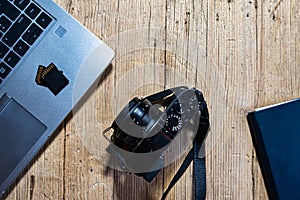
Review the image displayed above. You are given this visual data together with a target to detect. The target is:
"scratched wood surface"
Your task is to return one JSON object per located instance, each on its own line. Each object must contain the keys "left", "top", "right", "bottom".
{"left": 4, "top": 0, "right": 299, "bottom": 199}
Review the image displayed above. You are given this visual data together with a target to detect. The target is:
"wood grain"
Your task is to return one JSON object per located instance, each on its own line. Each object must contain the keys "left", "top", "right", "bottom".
{"left": 4, "top": 0, "right": 299, "bottom": 199}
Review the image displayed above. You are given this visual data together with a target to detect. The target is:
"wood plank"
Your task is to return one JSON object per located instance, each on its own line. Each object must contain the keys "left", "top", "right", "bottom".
{"left": 4, "top": 0, "right": 299, "bottom": 199}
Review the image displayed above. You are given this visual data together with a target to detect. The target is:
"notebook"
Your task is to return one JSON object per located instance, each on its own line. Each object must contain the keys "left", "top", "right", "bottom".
{"left": 247, "top": 98, "right": 300, "bottom": 200}
{"left": 0, "top": 0, "right": 114, "bottom": 198}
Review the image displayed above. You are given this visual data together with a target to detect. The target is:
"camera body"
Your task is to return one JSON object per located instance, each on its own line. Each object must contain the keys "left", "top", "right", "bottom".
{"left": 105, "top": 87, "right": 209, "bottom": 182}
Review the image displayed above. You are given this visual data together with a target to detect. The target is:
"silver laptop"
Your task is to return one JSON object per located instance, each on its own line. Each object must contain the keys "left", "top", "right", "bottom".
{"left": 0, "top": 0, "right": 114, "bottom": 197}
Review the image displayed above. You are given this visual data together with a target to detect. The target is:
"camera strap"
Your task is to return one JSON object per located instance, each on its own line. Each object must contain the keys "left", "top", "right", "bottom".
{"left": 160, "top": 131, "right": 207, "bottom": 200}
{"left": 145, "top": 86, "right": 189, "bottom": 102}
{"left": 161, "top": 88, "right": 209, "bottom": 200}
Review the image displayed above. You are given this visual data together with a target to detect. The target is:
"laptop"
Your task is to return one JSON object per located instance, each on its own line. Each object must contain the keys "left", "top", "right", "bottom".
{"left": 0, "top": 0, "right": 114, "bottom": 197}
{"left": 247, "top": 98, "right": 300, "bottom": 200}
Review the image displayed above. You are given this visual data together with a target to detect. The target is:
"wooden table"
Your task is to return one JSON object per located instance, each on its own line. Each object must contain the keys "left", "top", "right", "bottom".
{"left": 5, "top": 0, "right": 299, "bottom": 199}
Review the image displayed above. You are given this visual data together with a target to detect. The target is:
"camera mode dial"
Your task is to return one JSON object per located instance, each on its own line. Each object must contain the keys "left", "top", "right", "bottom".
{"left": 165, "top": 114, "right": 182, "bottom": 133}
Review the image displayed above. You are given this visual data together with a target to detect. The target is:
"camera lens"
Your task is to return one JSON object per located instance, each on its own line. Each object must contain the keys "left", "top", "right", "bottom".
{"left": 130, "top": 99, "right": 152, "bottom": 127}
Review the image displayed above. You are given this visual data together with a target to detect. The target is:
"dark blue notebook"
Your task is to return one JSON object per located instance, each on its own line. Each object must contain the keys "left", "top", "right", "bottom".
{"left": 247, "top": 98, "right": 300, "bottom": 200}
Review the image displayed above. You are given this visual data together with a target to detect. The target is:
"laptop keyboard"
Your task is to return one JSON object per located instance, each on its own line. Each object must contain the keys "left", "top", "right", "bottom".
{"left": 0, "top": 0, "right": 53, "bottom": 85}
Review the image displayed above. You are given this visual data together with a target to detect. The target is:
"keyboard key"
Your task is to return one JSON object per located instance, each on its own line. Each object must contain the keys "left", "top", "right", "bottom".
{"left": 14, "top": 0, "right": 30, "bottom": 10}
{"left": 0, "top": 0, "right": 21, "bottom": 21}
{"left": 3, "top": 15, "right": 31, "bottom": 47}
{"left": 22, "top": 23, "right": 43, "bottom": 45}
{"left": 14, "top": 40, "right": 29, "bottom": 57}
{"left": 25, "top": 3, "right": 41, "bottom": 19}
{"left": 0, "top": 62, "right": 11, "bottom": 79}
{"left": 5, "top": 51, "right": 20, "bottom": 68}
{"left": 0, "top": 16, "right": 12, "bottom": 33}
{"left": 0, "top": 42, "right": 9, "bottom": 58}
{"left": 36, "top": 12, "right": 52, "bottom": 29}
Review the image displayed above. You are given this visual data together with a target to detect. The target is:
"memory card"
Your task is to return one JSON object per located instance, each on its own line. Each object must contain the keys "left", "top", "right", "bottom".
{"left": 35, "top": 65, "right": 47, "bottom": 86}
{"left": 35, "top": 63, "right": 69, "bottom": 95}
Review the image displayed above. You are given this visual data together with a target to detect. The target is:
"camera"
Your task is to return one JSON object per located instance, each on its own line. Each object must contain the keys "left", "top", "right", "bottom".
{"left": 104, "top": 87, "right": 209, "bottom": 182}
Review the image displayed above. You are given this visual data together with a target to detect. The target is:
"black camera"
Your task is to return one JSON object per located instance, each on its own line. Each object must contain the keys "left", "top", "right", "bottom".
{"left": 104, "top": 86, "right": 209, "bottom": 182}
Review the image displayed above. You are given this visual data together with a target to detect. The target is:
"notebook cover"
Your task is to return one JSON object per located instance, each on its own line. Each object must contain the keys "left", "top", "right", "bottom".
{"left": 247, "top": 98, "right": 300, "bottom": 200}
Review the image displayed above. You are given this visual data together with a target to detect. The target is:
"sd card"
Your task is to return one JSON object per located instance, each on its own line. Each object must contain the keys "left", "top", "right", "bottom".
{"left": 35, "top": 63, "right": 69, "bottom": 95}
